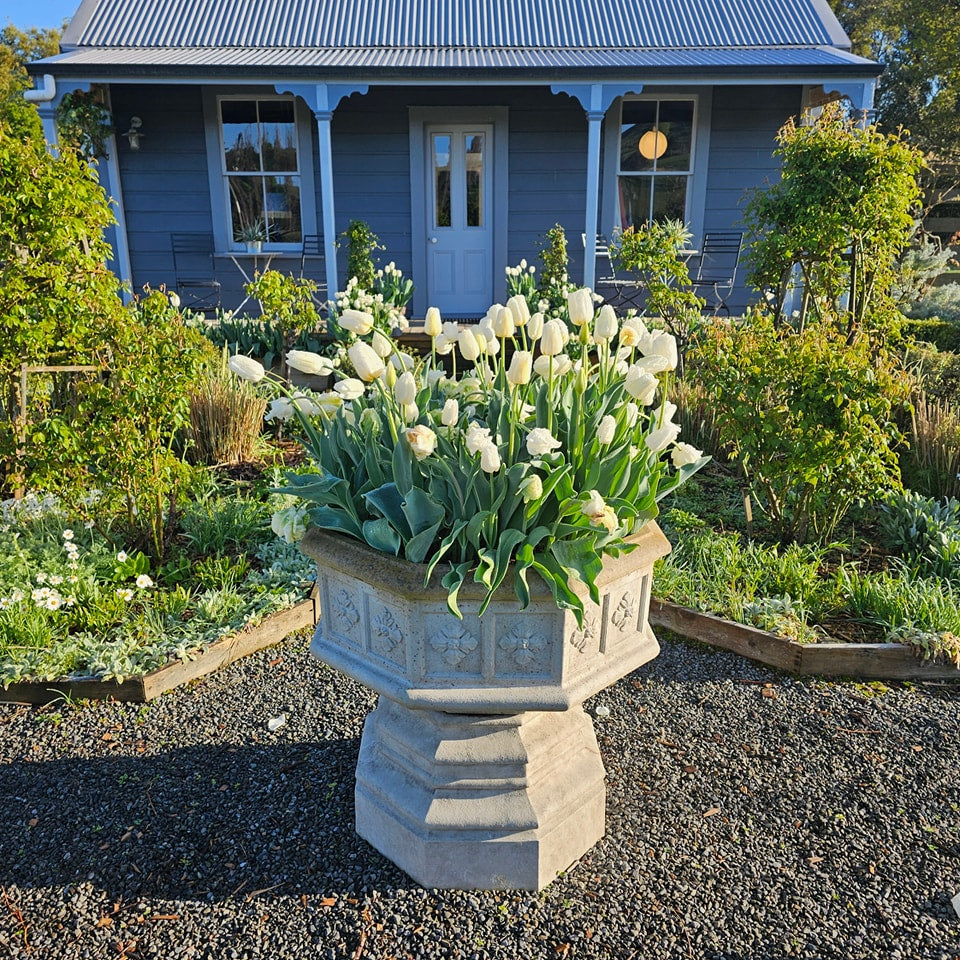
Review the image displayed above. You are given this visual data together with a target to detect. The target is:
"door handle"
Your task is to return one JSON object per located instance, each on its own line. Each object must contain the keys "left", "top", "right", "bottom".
{"left": 429, "top": 237, "right": 439, "bottom": 244}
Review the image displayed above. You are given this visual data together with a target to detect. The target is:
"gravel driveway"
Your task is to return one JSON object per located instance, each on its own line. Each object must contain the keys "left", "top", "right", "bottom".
{"left": 1, "top": 631, "right": 958, "bottom": 960}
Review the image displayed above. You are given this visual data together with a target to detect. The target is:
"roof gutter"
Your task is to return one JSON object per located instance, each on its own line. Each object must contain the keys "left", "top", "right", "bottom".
{"left": 23, "top": 73, "right": 57, "bottom": 102}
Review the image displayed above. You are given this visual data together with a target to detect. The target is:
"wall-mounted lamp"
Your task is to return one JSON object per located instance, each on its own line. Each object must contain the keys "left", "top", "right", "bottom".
{"left": 638, "top": 129, "right": 667, "bottom": 161}
{"left": 122, "top": 116, "right": 144, "bottom": 150}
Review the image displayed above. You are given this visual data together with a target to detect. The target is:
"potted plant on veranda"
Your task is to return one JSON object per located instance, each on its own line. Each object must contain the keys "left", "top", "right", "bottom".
{"left": 229, "top": 291, "right": 708, "bottom": 890}
{"left": 237, "top": 219, "right": 266, "bottom": 253}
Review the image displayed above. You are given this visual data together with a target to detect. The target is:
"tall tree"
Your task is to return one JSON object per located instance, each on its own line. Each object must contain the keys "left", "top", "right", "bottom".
{"left": 0, "top": 24, "right": 61, "bottom": 138}
{"left": 830, "top": 0, "right": 960, "bottom": 208}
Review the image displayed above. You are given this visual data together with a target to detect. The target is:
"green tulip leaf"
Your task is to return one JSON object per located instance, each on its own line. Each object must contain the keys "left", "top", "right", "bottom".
{"left": 362, "top": 518, "right": 401, "bottom": 556}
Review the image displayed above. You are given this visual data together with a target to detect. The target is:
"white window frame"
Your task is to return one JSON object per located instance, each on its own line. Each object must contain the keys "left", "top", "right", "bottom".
{"left": 202, "top": 90, "right": 318, "bottom": 253}
{"left": 602, "top": 91, "right": 711, "bottom": 246}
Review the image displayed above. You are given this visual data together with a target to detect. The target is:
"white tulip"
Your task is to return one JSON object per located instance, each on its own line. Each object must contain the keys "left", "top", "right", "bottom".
{"left": 634, "top": 354, "right": 672, "bottom": 375}
{"left": 493, "top": 306, "right": 515, "bottom": 339}
{"left": 539, "top": 319, "right": 566, "bottom": 356}
{"left": 567, "top": 288, "right": 594, "bottom": 327}
{"left": 526, "top": 312, "right": 544, "bottom": 341}
{"left": 526, "top": 427, "right": 562, "bottom": 456}
{"left": 402, "top": 402, "right": 419, "bottom": 423}
{"left": 506, "top": 295, "right": 530, "bottom": 327}
{"left": 334, "top": 378, "right": 365, "bottom": 400}
{"left": 645, "top": 421, "right": 682, "bottom": 452}
{"left": 406, "top": 424, "right": 437, "bottom": 460}
{"left": 597, "top": 415, "right": 616, "bottom": 444}
{"left": 506, "top": 350, "right": 533, "bottom": 386}
{"left": 520, "top": 473, "right": 543, "bottom": 502}
{"left": 671, "top": 442, "right": 703, "bottom": 468}
{"left": 393, "top": 371, "right": 417, "bottom": 405}
{"left": 660, "top": 400, "right": 678, "bottom": 424}
{"left": 479, "top": 441, "right": 502, "bottom": 473}
{"left": 286, "top": 350, "right": 334, "bottom": 376}
{"left": 458, "top": 329, "right": 481, "bottom": 362}
{"left": 644, "top": 331, "right": 678, "bottom": 370}
{"left": 348, "top": 341, "right": 385, "bottom": 382}
{"left": 228, "top": 354, "right": 265, "bottom": 383}
{"left": 594, "top": 305, "right": 618, "bottom": 342}
{"left": 264, "top": 397, "right": 294, "bottom": 422}
{"left": 390, "top": 351, "right": 415, "bottom": 371}
{"left": 441, "top": 398, "right": 459, "bottom": 427}
{"left": 433, "top": 333, "right": 454, "bottom": 355}
{"left": 424, "top": 306, "right": 443, "bottom": 337}
{"left": 371, "top": 330, "right": 393, "bottom": 357}
{"left": 465, "top": 422, "right": 493, "bottom": 455}
{"left": 581, "top": 489, "right": 607, "bottom": 520}
{"left": 339, "top": 309, "right": 375, "bottom": 336}
{"left": 534, "top": 354, "right": 573, "bottom": 378}
{"left": 625, "top": 402, "right": 639, "bottom": 428}
{"left": 624, "top": 367, "right": 659, "bottom": 405}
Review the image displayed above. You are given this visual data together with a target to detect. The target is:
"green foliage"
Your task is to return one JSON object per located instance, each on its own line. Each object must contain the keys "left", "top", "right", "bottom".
{"left": 744, "top": 103, "right": 924, "bottom": 334}
{"left": 902, "top": 317, "right": 960, "bottom": 352}
{"left": 893, "top": 229, "right": 958, "bottom": 308}
{"left": 0, "top": 23, "right": 60, "bottom": 138}
{"left": 689, "top": 309, "right": 911, "bottom": 543}
{"left": 610, "top": 220, "right": 704, "bottom": 324}
{"left": 0, "top": 490, "right": 315, "bottom": 684}
{"left": 196, "top": 312, "right": 330, "bottom": 370}
{"left": 245, "top": 271, "right": 320, "bottom": 341}
{"left": 900, "top": 391, "right": 960, "bottom": 501}
{"left": 537, "top": 224, "right": 575, "bottom": 312}
{"left": 877, "top": 490, "right": 960, "bottom": 579}
{"left": 54, "top": 88, "right": 113, "bottom": 159}
{"left": 902, "top": 341, "right": 960, "bottom": 400}
{"left": 829, "top": 0, "right": 960, "bottom": 192}
{"left": 342, "top": 219, "right": 382, "bottom": 291}
{"left": 904, "top": 284, "right": 960, "bottom": 324}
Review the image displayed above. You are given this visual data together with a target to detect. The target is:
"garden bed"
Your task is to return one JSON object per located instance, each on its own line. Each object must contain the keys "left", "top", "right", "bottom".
{"left": 0, "top": 590, "right": 317, "bottom": 705}
{"left": 650, "top": 598, "right": 960, "bottom": 681}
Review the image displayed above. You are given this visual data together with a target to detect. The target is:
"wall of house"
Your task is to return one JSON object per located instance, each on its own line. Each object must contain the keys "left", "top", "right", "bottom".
{"left": 331, "top": 85, "right": 588, "bottom": 305}
{"left": 111, "top": 81, "right": 800, "bottom": 316}
{"left": 703, "top": 84, "right": 804, "bottom": 313}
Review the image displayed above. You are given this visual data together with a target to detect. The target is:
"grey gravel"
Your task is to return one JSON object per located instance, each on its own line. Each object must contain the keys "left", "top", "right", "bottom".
{"left": 1, "top": 631, "right": 959, "bottom": 959}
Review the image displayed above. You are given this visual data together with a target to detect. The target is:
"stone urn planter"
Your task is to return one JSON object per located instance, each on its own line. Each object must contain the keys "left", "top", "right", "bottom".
{"left": 300, "top": 522, "right": 671, "bottom": 890}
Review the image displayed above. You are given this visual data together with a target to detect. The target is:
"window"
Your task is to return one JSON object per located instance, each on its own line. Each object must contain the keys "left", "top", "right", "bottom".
{"left": 618, "top": 98, "right": 695, "bottom": 228}
{"left": 219, "top": 97, "right": 303, "bottom": 247}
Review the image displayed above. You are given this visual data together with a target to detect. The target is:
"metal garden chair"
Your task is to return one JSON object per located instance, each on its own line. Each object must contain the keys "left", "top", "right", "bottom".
{"left": 171, "top": 233, "right": 221, "bottom": 312}
{"left": 688, "top": 231, "right": 743, "bottom": 316}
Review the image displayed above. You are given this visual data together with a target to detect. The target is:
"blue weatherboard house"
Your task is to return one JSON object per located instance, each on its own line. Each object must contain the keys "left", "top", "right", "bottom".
{"left": 29, "top": 0, "right": 879, "bottom": 316}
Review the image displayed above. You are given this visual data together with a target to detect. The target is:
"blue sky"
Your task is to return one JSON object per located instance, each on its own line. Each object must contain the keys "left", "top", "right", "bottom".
{"left": 3, "top": 0, "right": 78, "bottom": 31}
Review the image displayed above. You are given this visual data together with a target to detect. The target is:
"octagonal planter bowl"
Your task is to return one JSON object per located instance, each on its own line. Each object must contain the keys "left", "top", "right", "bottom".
{"left": 300, "top": 522, "right": 671, "bottom": 890}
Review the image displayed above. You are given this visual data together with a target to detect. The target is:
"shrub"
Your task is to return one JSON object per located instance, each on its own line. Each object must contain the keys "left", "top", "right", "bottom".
{"left": 244, "top": 271, "right": 321, "bottom": 380}
{"left": 689, "top": 310, "right": 911, "bottom": 543}
{"left": 904, "top": 283, "right": 960, "bottom": 323}
{"left": 537, "top": 224, "right": 575, "bottom": 314}
{"left": 902, "top": 341, "right": 960, "bottom": 400}
{"left": 342, "top": 219, "right": 382, "bottom": 291}
{"left": 744, "top": 102, "right": 924, "bottom": 335}
{"left": 877, "top": 490, "right": 960, "bottom": 579}
{"left": 901, "top": 317, "right": 960, "bottom": 352}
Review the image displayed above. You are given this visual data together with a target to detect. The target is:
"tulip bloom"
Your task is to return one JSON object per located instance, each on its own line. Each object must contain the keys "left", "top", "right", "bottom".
{"left": 348, "top": 341, "right": 386, "bottom": 382}
{"left": 506, "top": 350, "right": 533, "bottom": 386}
{"left": 286, "top": 350, "right": 334, "bottom": 376}
{"left": 406, "top": 424, "right": 437, "bottom": 460}
{"left": 424, "top": 307, "right": 443, "bottom": 337}
{"left": 228, "top": 354, "right": 266, "bottom": 383}
{"left": 567, "top": 288, "right": 594, "bottom": 327}
{"left": 339, "top": 309, "right": 375, "bottom": 336}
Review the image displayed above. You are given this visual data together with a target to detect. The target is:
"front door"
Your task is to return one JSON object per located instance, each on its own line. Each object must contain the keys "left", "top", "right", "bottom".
{"left": 424, "top": 124, "right": 494, "bottom": 316}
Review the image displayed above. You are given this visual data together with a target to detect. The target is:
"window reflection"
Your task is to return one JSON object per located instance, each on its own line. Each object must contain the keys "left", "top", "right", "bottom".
{"left": 434, "top": 134, "right": 451, "bottom": 228}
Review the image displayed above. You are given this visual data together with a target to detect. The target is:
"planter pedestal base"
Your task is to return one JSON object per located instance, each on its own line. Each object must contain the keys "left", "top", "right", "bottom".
{"left": 355, "top": 697, "right": 606, "bottom": 890}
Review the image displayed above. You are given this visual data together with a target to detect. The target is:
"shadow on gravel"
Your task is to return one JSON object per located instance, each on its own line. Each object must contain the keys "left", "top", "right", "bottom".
{"left": 0, "top": 738, "right": 410, "bottom": 902}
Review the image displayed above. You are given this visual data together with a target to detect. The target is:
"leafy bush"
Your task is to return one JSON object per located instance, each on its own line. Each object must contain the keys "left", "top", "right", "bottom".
{"left": 877, "top": 490, "right": 960, "bottom": 579}
{"left": 611, "top": 219, "right": 704, "bottom": 325}
{"left": 902, "top": 341, "right": 960, "bottom": 400}
{"left": 689, "top": 310, "right": 911, "bottom": 543}
{"left": 901, "top": 317, "right": 960, "bottom": 352}
{"left": 744, "top": 102, "right": 923, "bottom": 334}
{"left": 342, "top": 219, "right": 382, "bottom": 291}
{"left": 244, "top": 270, "right": 322, "bottom": 381}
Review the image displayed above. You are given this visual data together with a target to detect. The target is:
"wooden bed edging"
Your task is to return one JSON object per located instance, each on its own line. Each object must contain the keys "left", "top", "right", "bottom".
{"left": 0, "top": 595, "right": 318, "bottom": 706}
{"left": 649, "top": 598, "right": 960, "bottom": 681}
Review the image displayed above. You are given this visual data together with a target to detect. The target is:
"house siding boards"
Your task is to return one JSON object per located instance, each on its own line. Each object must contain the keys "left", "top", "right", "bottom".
{"left": 110, "top": 81, "right": 803, "bottom": 311}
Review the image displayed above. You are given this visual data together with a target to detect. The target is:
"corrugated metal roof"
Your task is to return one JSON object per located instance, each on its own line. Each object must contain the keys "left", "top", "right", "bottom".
{"left": 62, "top": 0, "right": 846, "bottom": 51}
{"left": 42, "top": 44, "right": 875, "bottom": 72}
